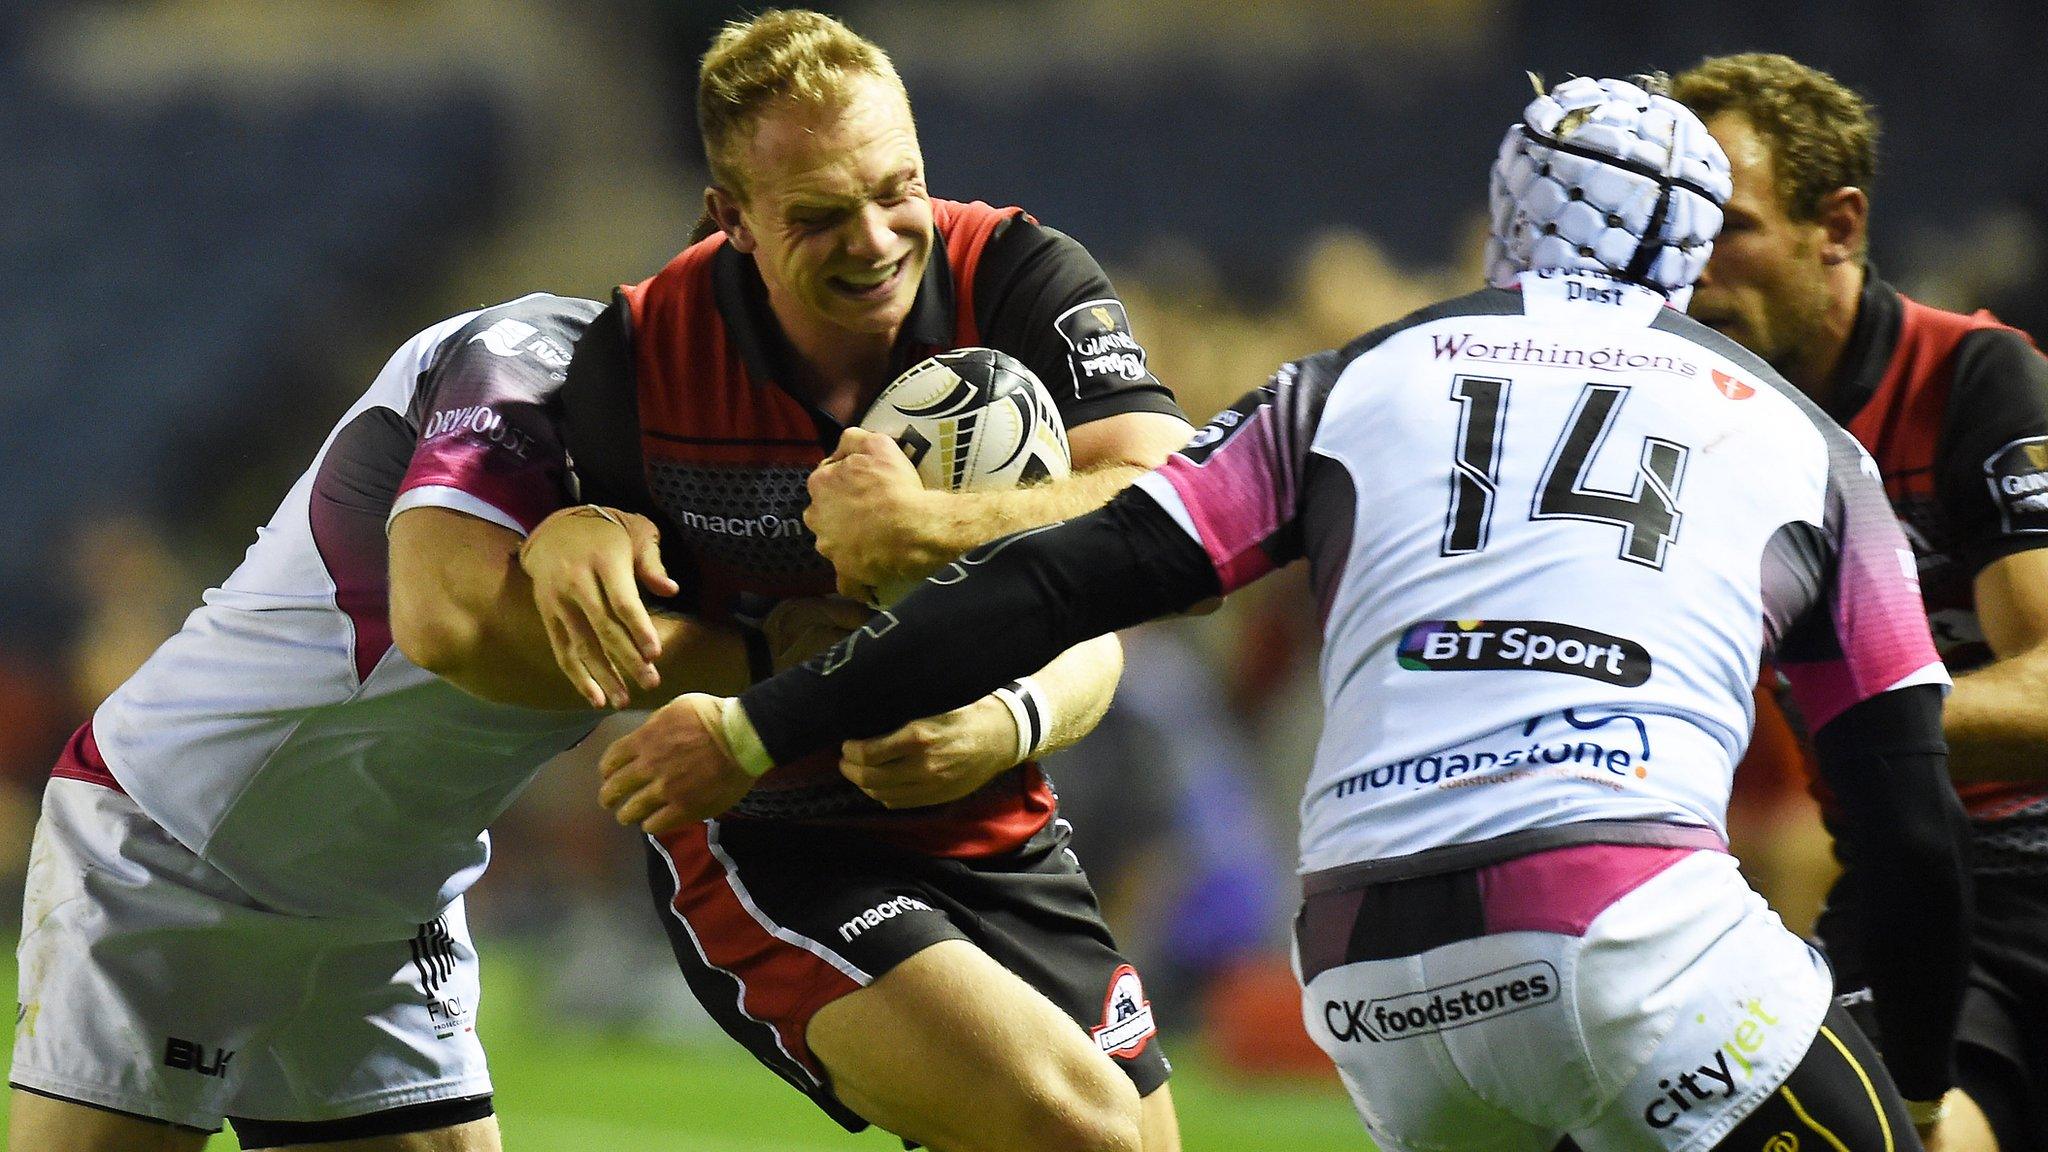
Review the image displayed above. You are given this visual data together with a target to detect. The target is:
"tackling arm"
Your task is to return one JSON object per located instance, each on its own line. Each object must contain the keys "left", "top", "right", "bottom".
{"left": 806, "top": 411, "right": 1192, "bottom": 598}
{"left": 1807, "top": 684, "right": 1972, "bottom": 1105}
{"left": 745, "top": 486, "right": 1219, "bottom": 766}
{"left": 835, "top": 632, "right": 1123, "bottom": 810}
{"left": 389, "top": 506, "right": 754, "bottom": 709}
{"left": 912, "top": 412, "right": 1195, "bottom": 560}
{"left": 597, "top": 489, "right": 1216, "bottom": 834}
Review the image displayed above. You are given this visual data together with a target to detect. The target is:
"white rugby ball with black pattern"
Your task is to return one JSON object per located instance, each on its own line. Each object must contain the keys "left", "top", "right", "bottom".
{"left": 859, "top": 347, "right": 1070, "bottom": 492}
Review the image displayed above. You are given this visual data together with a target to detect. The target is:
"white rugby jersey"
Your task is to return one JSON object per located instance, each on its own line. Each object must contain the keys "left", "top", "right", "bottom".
{"left": 1133, "top": 270, "right": 1946, "bottom": 872}
{"left": 76, "top": 294, "right": 603, "bottom": 922}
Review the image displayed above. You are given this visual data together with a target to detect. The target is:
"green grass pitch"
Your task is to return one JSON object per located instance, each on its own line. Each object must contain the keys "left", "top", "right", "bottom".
{"left": 2, "top": 941, "right": 1372, "bottom": 1150}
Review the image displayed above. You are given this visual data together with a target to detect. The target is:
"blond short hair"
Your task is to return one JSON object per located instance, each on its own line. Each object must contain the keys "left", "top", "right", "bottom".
{"left": 1670, "top": 53, "right": 1879, "bottom": 226}
{"left": 698, "top": 9, "right": 909, "bottom": 195}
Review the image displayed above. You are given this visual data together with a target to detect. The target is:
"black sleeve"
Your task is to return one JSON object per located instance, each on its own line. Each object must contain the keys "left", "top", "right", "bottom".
{"left": 738, "top": 486, "right": 1220, "bottom": 762}
{"left": 1808, "top": 683, "right": 1971, "bottom": 1102}
{"left": 1935, "top": 327, "right": 2048, "bottom": 577}
{"left": 973, "top": 215, "right": 1186, "bottom": 429}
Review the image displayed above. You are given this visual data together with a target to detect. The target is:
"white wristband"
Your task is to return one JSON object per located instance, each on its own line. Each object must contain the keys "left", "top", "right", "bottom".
{"left": 990, "top": 677, "right": 1053, "bottom": 764}
{"left": 720, "top": 698, "right": 775, "bottom": 778}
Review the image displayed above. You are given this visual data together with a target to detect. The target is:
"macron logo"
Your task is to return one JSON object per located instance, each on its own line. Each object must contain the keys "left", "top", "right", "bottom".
{"left": 838, "top": 895, "right": 932, "bottom": 942}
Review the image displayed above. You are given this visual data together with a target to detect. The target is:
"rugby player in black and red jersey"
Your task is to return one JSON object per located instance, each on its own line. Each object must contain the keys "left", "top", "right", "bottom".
{"left": 1677, "top": 53, "right": 2048, "bottom": 1152}
{"left": 402, "top": 11, "right": 1191, "bottom": 1152}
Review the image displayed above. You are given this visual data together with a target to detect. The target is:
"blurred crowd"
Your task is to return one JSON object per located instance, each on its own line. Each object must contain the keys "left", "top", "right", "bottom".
{"left": 3, "top": 0, "right": 2043, "bottom": 1070}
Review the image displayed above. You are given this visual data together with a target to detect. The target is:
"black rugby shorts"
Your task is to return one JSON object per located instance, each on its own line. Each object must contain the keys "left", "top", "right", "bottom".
{"left": 644, "top": 816, "right": 1171, "bottom": 1132}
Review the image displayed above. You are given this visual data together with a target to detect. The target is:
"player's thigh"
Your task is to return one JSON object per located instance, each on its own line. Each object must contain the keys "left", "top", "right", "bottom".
{"left": 1139, "top": 1081, "right": 1181, "bottom": 1152}
{"left": 1299, "top": 848, "right": 1834, "bottom": 1152}
{"left": 15, "top": 780, "right": 493, "bottom": 1135}
{"left": 1569, "top": 852, "right": 1835, "bottom": 1151}
{"left": 646, "top": 818, "right": 1167, "bottom": 1145}
{"left": 12, "top": 778, "right": 275, "bottom": 1132}
{"left": 244, "top": 1114, "right": 502, "bottom": 1151}
{"left": 808, "top": 939, "right": 1141, "bottom": 1152}
{"left": 1711, "top": 1003, "right": 1922, "bottom": 1152}
{"left": 234, "top": 903, "right": 491, "bottom": 1121}
{"left": 8, "top": 1089, "right": 211, "bottom": 1152}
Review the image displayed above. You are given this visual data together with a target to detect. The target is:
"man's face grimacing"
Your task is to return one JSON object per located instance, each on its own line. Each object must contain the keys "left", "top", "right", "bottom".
{"left": 1686, "top": 113, "right": 1836, "bottom": 379}
{"left": 718, "top": 75, "right": 934, "bottom": 341}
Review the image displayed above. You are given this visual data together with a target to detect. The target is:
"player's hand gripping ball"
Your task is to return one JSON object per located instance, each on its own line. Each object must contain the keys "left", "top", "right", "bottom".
{"left": 810, "top": 348, "right": 1071, "bottom": 603}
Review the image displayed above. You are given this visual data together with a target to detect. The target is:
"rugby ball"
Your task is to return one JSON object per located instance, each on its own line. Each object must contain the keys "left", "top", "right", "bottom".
{"left": 859, "top": 348, "right": 1070, "bottom": 493}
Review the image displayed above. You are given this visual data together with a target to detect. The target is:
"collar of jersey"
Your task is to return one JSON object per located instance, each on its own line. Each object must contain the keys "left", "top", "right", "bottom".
{"left": 709, "top": 226, "right": 958, "bottom": 417}
{"left": 1820, "top": 262, "right": 1903, "bottom": 426}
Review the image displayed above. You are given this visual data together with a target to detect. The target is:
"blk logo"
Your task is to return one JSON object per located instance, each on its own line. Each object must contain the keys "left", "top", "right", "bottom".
{"left": 164, "top": 1037, "right": 234, "bottom": 1078}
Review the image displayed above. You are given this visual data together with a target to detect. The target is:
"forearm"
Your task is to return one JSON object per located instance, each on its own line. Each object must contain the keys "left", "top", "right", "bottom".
{"left": 390, "top": 510, "right": 751, "bottom": 709}
{"left": 422, "top": 594, "right": 597, "bottom": 710}
{"left": 1808, "top": 685, "right": 1971, "bottom": 1101}
{"left": 1020, "top": 633, "right": 1123, "bottom": 758}
{"left": 741, "top": 488, "right": 1218, "bottom": 764}
{"left": 903, "top": 463, "right": 1151, "bottom": 574}
{"left": 1944, "top": 647, "right": 2048, "bottom": 782}
{"left": 391, "top": 515, "right": 589, "bottom": 709}
{"left": 421, "top": 568, "right": 750, "bottom": 709}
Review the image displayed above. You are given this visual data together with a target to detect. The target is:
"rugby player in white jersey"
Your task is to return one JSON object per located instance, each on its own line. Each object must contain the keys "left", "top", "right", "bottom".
{"left": 600, "top": 76, "right": 1973, "bottom": 1151}
{"left": 4, "top": 295, "right": 809, "bottom": 1150}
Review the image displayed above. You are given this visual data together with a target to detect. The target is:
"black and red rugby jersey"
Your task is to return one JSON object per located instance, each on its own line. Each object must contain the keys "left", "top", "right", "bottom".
{"left": 558, "top": 198, "right": 1182, "bottom": 856}
{"left": 1820, "top": 274, "right": 2048, "bottom": 866}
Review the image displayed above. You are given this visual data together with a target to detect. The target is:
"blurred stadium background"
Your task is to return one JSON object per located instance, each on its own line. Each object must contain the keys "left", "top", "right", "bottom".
{"left": 1, "top": 0, "right": 2043, "bottom": 1147}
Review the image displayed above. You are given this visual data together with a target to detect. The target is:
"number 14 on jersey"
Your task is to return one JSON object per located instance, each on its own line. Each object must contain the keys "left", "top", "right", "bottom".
{"left": 1442, "top": 375, "right": 1689, "bottom": 569}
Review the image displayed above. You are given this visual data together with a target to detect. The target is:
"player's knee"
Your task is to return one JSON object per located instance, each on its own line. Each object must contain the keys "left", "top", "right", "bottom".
{"left": 924, "top": 1052, "right": 1140, "bottom": 1152}
{"left": 1018, "top": 1057, "right": 1143, "bottom": 1152}
{"left": 849, "top": 1064, "right": 1139, "bottom": 1152}
{"left": 1022, "top": 1104, "right": 1141, "bottom": 1152}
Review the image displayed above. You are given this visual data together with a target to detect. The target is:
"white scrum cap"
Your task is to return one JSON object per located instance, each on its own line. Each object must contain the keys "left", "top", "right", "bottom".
{"left": 1486, "top": 75, "right": 1733, "bottom": 307}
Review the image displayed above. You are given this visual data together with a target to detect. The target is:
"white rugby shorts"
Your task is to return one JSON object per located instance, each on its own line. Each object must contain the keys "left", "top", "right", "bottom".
{"left": 10, "top": 779, "right": 492, "bottom": 1131}
{"left": 1298, "top": 848, "right": 1832, "bottom": 1152}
